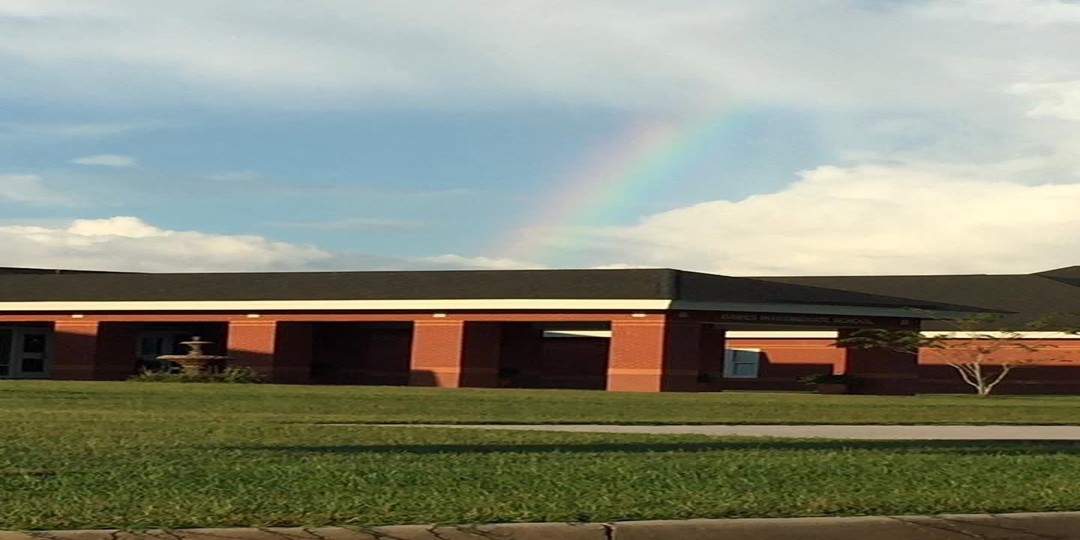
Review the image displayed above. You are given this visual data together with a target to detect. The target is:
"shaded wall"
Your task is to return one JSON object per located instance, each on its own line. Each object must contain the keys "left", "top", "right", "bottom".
{"left": 728, "top": 336, "right": 1080, "bottom": 395}
{"left": 722, "top": 338, "right": 841, "bottom": 391}
{"left": 533, "top": 336, "right": 610, "bottom": 390}
{"left": 917, "top": 339, "right": 1080, "bottom": 394}
{"left": 310, "top": 322, "right": 412, "bottom": 385}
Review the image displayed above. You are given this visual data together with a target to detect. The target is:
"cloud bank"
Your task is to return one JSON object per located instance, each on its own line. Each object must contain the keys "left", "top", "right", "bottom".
{"left": 0, "top": 0, "right": 1075, "bottom": 112}
{"left": 0, "top": 217, "right": 332, "bottom": 272}
{"left": 0, "top": 217, "right": 540, "bottom": 273}
{"left": 3, "top": 1, "right": 1080, "bottom": 276}
{"left": 0, "top": 174, "right": 78, "bottom": 205}
{"left": 576, "top": 164, "right": 1080, "bottom": 275}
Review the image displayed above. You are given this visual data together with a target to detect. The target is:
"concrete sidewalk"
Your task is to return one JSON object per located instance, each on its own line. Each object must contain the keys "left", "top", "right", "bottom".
{"left": 6, "top": 513, "right": 1080, "bottom": 539}
{"left": 383, "top": 423, "right": 1080, "bottom": 440}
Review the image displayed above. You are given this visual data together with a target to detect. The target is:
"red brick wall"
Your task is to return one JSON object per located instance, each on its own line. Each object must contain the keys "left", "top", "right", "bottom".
{"left": 917, "top": 338, "right": 1080, "bottom": 394}
{"left": 227, "top": 321, "right": 314, "bottom": 383}
{"left": 723, "top": 338, "right": 841, "bottom": 391}
{"left": 608, "top": 316, "right": 702, "bottom": 392}
{"left": 409, "top": 320, "right": 500, "bottom": 388}
{"left": 51, "top": 321, "right": 100, "bottom": 380}
{"left": 728, "top": 336, "right": 1080, "bottom": 395}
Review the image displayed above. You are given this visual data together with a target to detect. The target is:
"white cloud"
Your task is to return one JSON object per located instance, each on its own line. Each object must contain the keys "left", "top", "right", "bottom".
{"left": 0, "top": 216, "right": 333, "bottom": 272}
{"left": 0, "top": 121, "right": 151, "bottom": 140}
{"left": 269, "top": 218, "right": 423, "bottom": 231}
{"left": 418, "top": 254, "right": 545, "bottom": 270}
{"left": 0, "top": 174, "right": 77, "bottom": 205}
{"left": 919, "top": 0, "right": 1080, "bottom": 26}
{"left": 5, "top": 1, "right": 1080, "bottom": 278}
{"left": 1011, "top": 81, "right": 1080, "bottom": 121}
{"left": 71, "top": 154, "right": 137, "bottom": 167}
{"left": 0, "top": 0, "right": 1073, "bottom": 112}
{"left": 0, "top": 216, "right": 540, "bottom": 273}
{"left": 576, "top": 164, "right": 1080, "bottom": 276}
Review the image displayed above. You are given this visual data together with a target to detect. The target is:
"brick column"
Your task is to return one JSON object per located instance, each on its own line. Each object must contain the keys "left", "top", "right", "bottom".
{"left": 607, "top": 316, "right": 703, "bottom": 392}
{"left": 409, "top": 320, "right": 501, "bottom": 388}
{"left": 498, "top": 323, "right": 544, "bottom": 387}
{"left": 274, "top": 322, "right": 314, "bottom": 383}
{"left": 50, "top": 321, "right": 140, "bottom": 380}
{"left": 52, "top": 320, "right": 100, "bottom": 380}
{"left": 837, "top": 328, "right": 918, "bottom": 395}
{"left": 227, "top": 321, "right": 313, "bottom": 383}
{"left": 95, "top": 322, "right": 141, "bottom": 380}
{"left": 364, "top": 328, "right": 412, "bottom": 385}
{"left": 699, "top": 325, "right": 727, "bottom": 388}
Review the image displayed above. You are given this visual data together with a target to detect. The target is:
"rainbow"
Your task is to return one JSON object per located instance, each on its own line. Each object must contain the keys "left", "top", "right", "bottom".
{"left": 489, "top": 108, "right": 754, "bottom": 265}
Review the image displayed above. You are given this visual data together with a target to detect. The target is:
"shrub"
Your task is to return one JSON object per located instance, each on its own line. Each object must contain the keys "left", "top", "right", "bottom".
{"left": 798, "top": 373, "right": 860, "bottom": 385}
{"left": 128, "top": 366, "right": 266, "bottom": 384}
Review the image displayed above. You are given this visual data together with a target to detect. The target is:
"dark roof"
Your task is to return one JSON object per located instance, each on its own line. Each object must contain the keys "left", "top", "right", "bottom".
{"left": 1037, "top": 266, "right": 1080, "bottom": 278}
{"left": 0, "top": 268, "right": 979, "bottom": 313}
{"left": 761, "top": 271, "right": 1080, "bottom": 330}
{"left": 672, "top": 270, "right": 979, "bottom": 310}
{"left": 0, "top": 267, "right": 121, "bottom": 275}
{"left": 1035, "top": 266, "right": 1080, "bottom": 288}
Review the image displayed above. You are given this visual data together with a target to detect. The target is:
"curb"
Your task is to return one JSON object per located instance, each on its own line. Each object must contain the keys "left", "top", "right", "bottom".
{"left": 5, "top": 512, "right": 1080, "bottom": 540}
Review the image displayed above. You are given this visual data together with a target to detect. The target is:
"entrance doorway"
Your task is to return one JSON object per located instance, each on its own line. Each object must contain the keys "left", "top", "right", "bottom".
{"left": 0, "top": 327, "right": 50, "bottom": 378}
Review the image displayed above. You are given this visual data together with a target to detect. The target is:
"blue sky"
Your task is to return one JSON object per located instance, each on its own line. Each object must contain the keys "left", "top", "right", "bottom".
{"left": 2, "top": 0, "right": 1080, "bottom": 274}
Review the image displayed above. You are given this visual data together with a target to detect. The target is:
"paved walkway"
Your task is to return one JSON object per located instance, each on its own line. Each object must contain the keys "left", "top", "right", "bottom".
{"left": 7, "top": 513, "right": 1080, "bottom": 539}
{"left": 384, "top": 423, "right": 1080, "bottom": 440}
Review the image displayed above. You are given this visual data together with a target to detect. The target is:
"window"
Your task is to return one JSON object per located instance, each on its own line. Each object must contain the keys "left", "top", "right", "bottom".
{"left": 723, "top": 348, "right": 761, "bottom": 378}
{"left": 137, "top": 332, "right": 186, "bottom": 363}
{"left": 18, "top": 332, "right": 47, "bottom": 373}
{"left": 0, "top": 329, "right": 11, "bottom": 377}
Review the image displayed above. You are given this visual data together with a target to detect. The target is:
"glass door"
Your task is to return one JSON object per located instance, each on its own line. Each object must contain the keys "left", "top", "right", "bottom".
{"left": 15, "top": 330, "right": 49, "bottom": 378}
{"left": 0, "top": 329, "right": 12, "bottom": 378}
{"left": 137, "top": 331, "right": 186, "bottom": 371}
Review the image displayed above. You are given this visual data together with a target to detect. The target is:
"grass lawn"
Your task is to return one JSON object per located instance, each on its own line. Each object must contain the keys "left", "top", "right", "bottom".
{"left": 6, "top": 380, "right": 1080, "bottom": 425}
{"left": 3, "top": 381, "right": 1080, "bottom": 529}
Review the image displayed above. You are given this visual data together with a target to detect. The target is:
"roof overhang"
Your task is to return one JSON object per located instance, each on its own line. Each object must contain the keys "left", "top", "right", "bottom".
{"left": 668, "top": 300, "right": 979, "bottom": 320}
{"left": 0, "top": 298, "right": 972, "bottom": 319}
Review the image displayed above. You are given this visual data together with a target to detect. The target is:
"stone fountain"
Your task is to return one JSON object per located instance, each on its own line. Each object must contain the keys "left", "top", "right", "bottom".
{"left": 156, "top": 336, "right": 231, "bottom": 375}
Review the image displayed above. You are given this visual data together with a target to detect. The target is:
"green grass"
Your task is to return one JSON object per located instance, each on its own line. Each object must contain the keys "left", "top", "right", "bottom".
{"left": 4, "top": 380, "right": 1080, "bottom": 425}
{"left": 3, "top": 381, "right": 1080, "bottom": 529}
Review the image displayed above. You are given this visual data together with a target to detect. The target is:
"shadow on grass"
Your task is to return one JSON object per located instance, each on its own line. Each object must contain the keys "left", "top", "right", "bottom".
{"left": 231, "top": 440, "right": 1080, "bottom": 456}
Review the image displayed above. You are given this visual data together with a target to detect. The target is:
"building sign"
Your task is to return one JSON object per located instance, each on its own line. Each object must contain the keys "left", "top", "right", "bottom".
{"left": 714, "top": 312, "right": 913, "bottom": 328}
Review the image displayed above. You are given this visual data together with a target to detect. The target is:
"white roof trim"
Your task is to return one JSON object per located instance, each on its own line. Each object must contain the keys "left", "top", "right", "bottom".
{"left": 726, "top": 331, "right": 839, "bottom": 338}
{"left": 543, "top": 330, "right": 612, "bottom": 338}
{"left": 0, "top": 298, "right": 971, "bottom": 319}
{"left": 0, "top": 299, "right": 674, "bottom": 312}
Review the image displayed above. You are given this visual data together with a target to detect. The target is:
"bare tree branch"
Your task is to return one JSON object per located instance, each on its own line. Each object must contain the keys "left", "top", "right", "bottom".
{"left": 837, "top": 312, "right": 1079, "bottom": 397}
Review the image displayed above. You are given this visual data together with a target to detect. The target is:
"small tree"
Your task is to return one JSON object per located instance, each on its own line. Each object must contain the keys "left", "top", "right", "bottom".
{"left": 840, "top": 313, "right": 1078, "bottom": 397}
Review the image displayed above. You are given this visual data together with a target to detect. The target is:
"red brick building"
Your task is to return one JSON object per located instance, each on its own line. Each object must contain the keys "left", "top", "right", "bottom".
{"left": 747, "top": 266, "right": 1080, "bottom": 394}
{"left": 0, "top": 267, "right": 984, "bottom": 394}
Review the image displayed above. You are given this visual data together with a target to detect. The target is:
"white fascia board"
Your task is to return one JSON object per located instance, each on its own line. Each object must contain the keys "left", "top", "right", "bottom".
{"left": 0, "top": 299, "right": 674, "bottom": 313}
{"left": 668, "top": 300, "right": 961, "bottom": 319}
{"left": 726, "top": 331, "right": 839, "bottom": 339}
{"left": 543, "top": 330, "right": 612, "bottom": 338}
